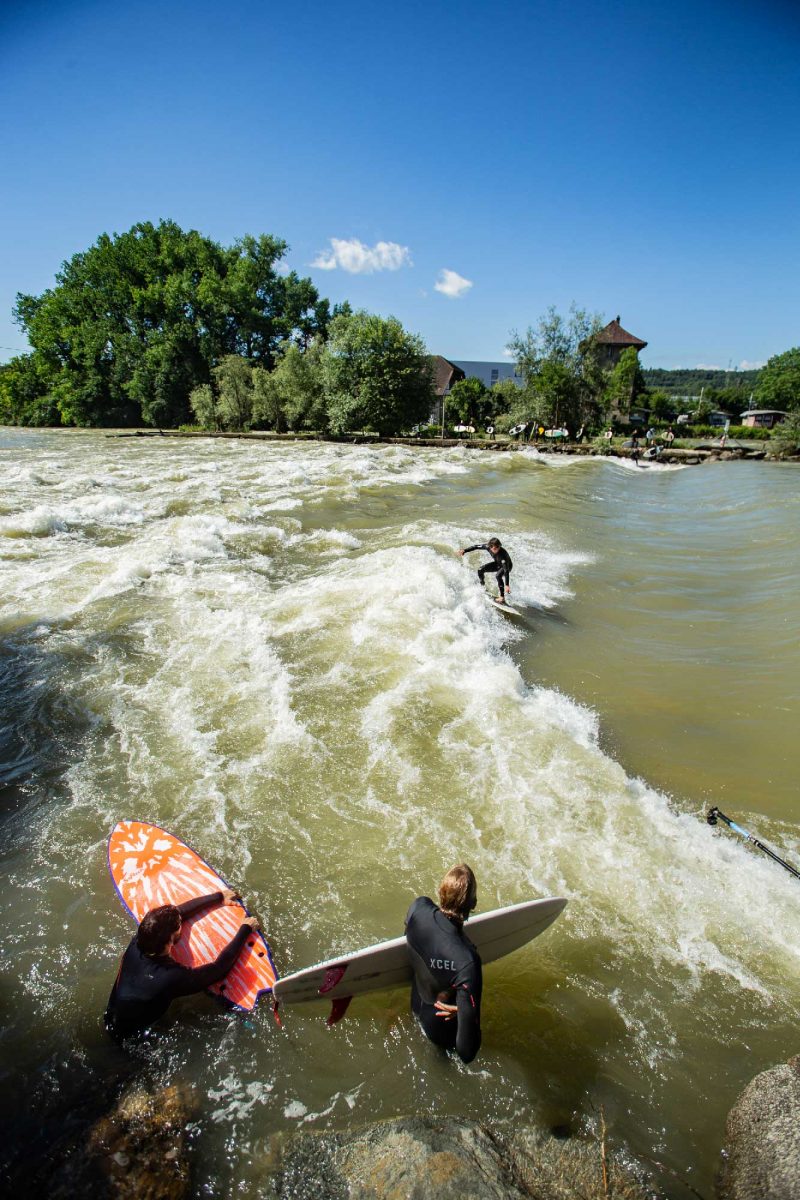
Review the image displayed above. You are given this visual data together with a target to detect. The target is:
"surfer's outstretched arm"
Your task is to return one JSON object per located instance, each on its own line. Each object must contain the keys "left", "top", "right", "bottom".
{"left": 176, "top": 888, "right": 240, "bottom": 919}
{"left": 169, "top": 917, "right": 258, "bottom": 996}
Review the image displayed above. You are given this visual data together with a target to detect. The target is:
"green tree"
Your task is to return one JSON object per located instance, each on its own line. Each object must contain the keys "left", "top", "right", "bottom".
{"left": 188, "top": 383, "right": 219, "bottom": 430}
{"left": 12, "top": 220, "right": 330, "bottom": 428}
{"left": 507, "top": 305, "right": 605, "bottom": 435}
{"left": 252, "top": 339, "right": 326, "bottom": 432}
{"left": 647, "top": 389, "right": 677, "bottom": 422}
{"left": 694, "top": 395, "right": 714, "bottom": 423}
{"left": 0, "top": 354, "right": 59, "bottom": 425}
{"left": 322, "top": 310, "right": 433, "bottom": 436}
{"left": 487, "top": 377, "right": 522, "bottom": 419}
{"left": 771, "top": 410, "right": 800, "bottom": 456}
{"left": 213, "top": 355, "right": 254, "bottom": 430}
{"left": 754, "top": 347, "right": 800, "bottom": 412}
{"left": 447, "top": 376, "right": 489, "bottom": 426}
{"left": 603, "top": 346, "right": 647, "bottom": 419}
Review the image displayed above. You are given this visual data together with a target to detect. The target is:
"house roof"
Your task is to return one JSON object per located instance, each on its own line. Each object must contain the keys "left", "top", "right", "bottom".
{"left": 595, "top": 316, "right": 647, "bottom": 349}
{"left": 740, "top": 409, "right": 786, "bottom": 417}
{"left": 431, "top": 355, "right": 465, "bottom": 396}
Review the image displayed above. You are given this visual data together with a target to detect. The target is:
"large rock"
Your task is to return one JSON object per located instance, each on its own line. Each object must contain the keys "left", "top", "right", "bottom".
{"left": 86, "top": 1082, "right": 197, "bottom": 1200}
{"left": 718, "top": 1054, "right": 800, "bottom": 1200}
{"left": 271, "top": 1116, "right": 651, "bottom": 1200}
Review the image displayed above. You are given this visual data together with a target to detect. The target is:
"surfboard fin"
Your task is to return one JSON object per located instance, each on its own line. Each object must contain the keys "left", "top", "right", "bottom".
{"left": 327, "top": 995, "right": 353, "bottom": 1026}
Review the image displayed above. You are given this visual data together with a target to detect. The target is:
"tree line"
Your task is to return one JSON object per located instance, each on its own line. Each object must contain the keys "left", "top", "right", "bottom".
{"left": 1, "top": 220, "right": 798, "bottom": 437}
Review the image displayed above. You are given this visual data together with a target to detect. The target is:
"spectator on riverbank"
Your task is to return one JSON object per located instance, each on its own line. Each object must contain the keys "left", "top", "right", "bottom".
{"left": 664, "top": 426, "right": 675, "bottom": 447}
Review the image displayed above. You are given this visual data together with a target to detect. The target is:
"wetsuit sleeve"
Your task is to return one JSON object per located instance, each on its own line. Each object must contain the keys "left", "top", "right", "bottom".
{"left": 461, "top": 544, "right": 487, "bottom": 554}
{"left": 176, "top": 892, "right": 223, "bottom": 919}
{"left": 455, "top": 982, "right": 481, "bottom": 1063}
{"left": 164, "top": 924, "right": 250, "bottom": 997}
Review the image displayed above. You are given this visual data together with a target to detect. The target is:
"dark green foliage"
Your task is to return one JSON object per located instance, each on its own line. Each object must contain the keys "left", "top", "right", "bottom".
{"left": 678, "top": 424, "right": 771, "bottom": 439}
{"left": 322, "top": 310, "right": 434, "bottom": 436}
{"left": 604, "top": 347, "right": 647, "bottom": 417}
{"left": 647, "top": 390, "right": 678, "bottom": 421}
{"left": 754, "top": 347, "right": 800, "bottom": 412}
{"left": 10, "top": 221, "right": 329, "bottom": 427}
{"left": 252, "top": 340, "right": 327, "bottom": 432}
{"left": 447, "top": 376, "right": 490, "bottom": 425}
{"left": 507, "top": 305, "right": 605, "bottom": 435}
{"left": 770, "top": 410, "right": 800, "bottom": 454}
{"left": 0, "top": 354, "right": 60, "bottom": 425}
{"left": 642, "top": 368, "right": 761, "bottom": 397}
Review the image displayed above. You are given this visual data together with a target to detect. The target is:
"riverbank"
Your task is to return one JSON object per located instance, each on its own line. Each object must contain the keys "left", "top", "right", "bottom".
{"left": 109, "top": 428, "right": 789, "bottom": 465}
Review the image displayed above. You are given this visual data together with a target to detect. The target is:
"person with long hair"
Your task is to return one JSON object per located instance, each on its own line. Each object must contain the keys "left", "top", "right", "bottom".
{"left": 405, "top": 864, "right": 482, "bottom": 1063}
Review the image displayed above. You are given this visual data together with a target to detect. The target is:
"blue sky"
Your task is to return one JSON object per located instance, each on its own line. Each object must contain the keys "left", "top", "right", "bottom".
{"left": 1, "top": 0, "right": 798, "bottom": 369}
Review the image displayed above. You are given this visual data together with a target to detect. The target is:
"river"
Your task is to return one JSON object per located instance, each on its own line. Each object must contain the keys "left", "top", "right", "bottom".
{"left": 1, "top": 429, "right": 798, "bottom": 1196}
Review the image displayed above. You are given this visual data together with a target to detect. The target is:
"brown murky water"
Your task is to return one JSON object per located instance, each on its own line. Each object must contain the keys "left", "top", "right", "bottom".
{"left": 1, "top": 429, "right": 798, "bottom": 1195}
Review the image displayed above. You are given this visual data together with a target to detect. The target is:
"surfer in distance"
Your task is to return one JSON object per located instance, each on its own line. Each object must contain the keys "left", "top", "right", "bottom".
{"left": 459, "top": 537, "right": 513, "bottom": 605}
{"left": 105, "top": 888, "right": 259, "bottom": 1040}
{"left": 405, "top": 864, "right": 482, "bottom": 1063}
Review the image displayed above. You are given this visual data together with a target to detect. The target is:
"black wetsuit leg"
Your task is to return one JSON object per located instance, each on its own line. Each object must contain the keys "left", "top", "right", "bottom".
{"left": 478, "top": 561, "right": 501, "bottom": 591}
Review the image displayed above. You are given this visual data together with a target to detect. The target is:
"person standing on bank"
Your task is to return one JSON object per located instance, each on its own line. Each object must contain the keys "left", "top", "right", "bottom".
{"left": 105, "top": 889, "right": 259, "bottom": 1040}
{"left": 459, "top": 538, "right": 513, "bottom": 604}
{"left": 405, "top": 864, "right": 482, "bottom": 1063}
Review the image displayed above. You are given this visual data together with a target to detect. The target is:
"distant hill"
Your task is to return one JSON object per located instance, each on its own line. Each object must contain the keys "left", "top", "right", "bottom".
{"left": 642, "top": 368, "right": 760, "bottom": 397}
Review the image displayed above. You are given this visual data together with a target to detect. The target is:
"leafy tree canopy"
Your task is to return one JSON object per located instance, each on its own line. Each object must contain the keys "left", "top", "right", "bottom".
{"left": 604, "top": 346, "right": 647, "bottom": 417}
{"left": 11, "top": 220, "right": 330, "bottom": 427}
{"left": 507, "top": 305, "right": 605, "bottom": 434}
{"left": 322, "top": 310, "right": 433, "bottom": 436}
{"left": 754, "top": 347, "right": 800, "bottom": 412}
{"left": 447, "top": 376, "right": 489, "bottom": 425}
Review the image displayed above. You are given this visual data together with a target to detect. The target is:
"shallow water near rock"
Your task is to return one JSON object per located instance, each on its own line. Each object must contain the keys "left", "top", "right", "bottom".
{"left": 1, "top": 429, "right": 798, "bottom": 1195}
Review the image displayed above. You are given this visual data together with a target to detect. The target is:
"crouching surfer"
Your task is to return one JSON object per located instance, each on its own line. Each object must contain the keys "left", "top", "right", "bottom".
{"left": 405, "top": 864, "right": 482, "bottom": 1063}
{"left": 105, "top": 889, "right": 259, "bottom": 1040}
{"left": 459, "top": 538, "right": 512, "bottom": 605}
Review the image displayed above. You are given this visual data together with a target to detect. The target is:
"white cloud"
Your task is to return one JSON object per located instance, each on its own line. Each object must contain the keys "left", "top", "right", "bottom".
{"left": 434, "top": 268, "right": 473, "bottom": 299}
{"left": 739, "top": 359, "right": 764, "bottom": 370}
{"left": 502, "top": 347, "right": 515, "bottom": 358}
{"left": 311, "top": 237, "right": 412, "bottom": 274}
{"left": 694, "top": 363, "right": 723, "bottom": 370}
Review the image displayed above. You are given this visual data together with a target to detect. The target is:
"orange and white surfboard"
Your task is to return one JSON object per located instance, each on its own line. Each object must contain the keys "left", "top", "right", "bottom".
{"left": 108, "top": 819, "right": 277, "bottom": 1011}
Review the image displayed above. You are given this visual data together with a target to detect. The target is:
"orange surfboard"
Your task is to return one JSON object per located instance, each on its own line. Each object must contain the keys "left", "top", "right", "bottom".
{"left": 108, "top": 819, "right": 277, "bottom": 1011}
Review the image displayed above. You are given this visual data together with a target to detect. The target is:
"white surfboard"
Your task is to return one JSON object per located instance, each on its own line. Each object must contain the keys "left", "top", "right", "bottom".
{"left": 272, "top": 897, "right": 566, "bottom": 1007}
{"left": 487, "top": 596, "right": 523, "bottom": 616}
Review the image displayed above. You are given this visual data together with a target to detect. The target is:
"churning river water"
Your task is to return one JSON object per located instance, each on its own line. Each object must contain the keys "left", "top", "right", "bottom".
{"left": 1, "top": 429, "right": 798, "bottom": 1196}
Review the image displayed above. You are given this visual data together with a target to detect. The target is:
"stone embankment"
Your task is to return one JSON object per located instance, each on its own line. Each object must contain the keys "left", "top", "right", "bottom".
{"left": 111, "top": 429, "right": 779, "bottom": 465}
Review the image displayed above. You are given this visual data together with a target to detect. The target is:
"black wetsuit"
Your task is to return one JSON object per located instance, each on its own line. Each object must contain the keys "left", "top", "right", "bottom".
{"left": 105, "top": 892, "right": 249, "bottom": 1040}
{"left": 463, "top": 543, "right": 513, "bottom": 598}
{"left": 405, "top": 897, "right": 482, "bottom": 1063}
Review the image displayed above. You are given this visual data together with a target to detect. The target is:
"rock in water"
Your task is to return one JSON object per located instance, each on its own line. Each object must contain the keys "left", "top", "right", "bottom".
{"left": 271, "top": 1116, "right": 651, "bottom": 1200}
{"left": 87, "top": 1082, "right": 196, "bottom": 1200}
{"left": 718, "top": 1054, "right": 800, "bottom": 1200}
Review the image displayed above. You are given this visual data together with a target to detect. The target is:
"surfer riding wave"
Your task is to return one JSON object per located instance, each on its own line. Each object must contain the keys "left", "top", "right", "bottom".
{"left": 405, "top": 864, "right": 482, "bottom": 1063}
{"left": 459, "top": 538, "right": 512, "bottom": 604}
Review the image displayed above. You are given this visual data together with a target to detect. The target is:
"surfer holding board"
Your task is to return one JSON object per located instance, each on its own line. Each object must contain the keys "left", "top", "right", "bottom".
{"left": 105, "top": 890, "right": 260, "bottom": 1040}
{"left": 459, "top": 537, "right": 513, "bottom": 606}
{"left": 405, "top": 864, "right": 482, "bottom": 1063}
